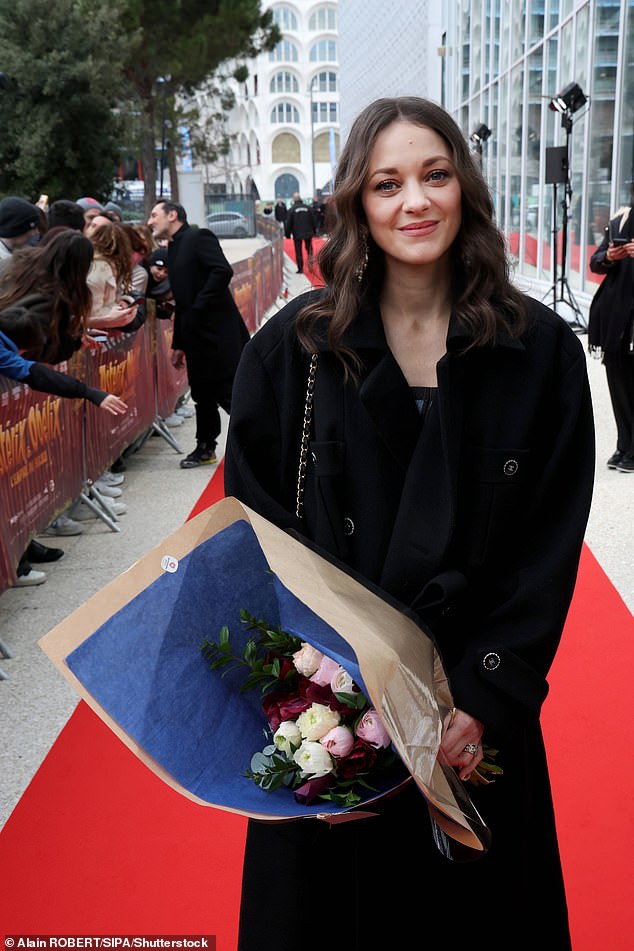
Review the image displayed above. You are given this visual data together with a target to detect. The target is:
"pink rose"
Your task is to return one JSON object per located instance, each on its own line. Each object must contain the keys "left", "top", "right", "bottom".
{"left": 310, "top": 654, "right": 341, "bottom": 687}
{"left": 355, "top": 708, "right": 391, "bottom": 749}
{"left": 319, "top": 725, "right": 355, "bottom": 758}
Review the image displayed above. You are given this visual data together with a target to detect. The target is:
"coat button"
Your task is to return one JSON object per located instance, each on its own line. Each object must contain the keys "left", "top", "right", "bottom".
{"left": 503, "top": 459, "right": 519, "bottom": 476}
{"left": 483, "top": 651, "right": 501, "bottom": 671}
{"left": 343, "top": 517, "right": 355, "bottom": 536}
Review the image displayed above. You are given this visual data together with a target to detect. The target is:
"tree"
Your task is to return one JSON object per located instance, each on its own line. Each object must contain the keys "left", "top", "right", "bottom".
{"left": 0, "top": 0, "right": 134, "bottom": 201}
{"left": 121, "top": 0, "right": 279, "bottom": 214}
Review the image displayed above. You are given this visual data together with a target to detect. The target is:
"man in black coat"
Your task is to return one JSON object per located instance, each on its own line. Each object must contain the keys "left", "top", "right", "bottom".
{"left": 148, "top": 200, "right": 249, "bottom": 468}
{"left": 588, "top": 198, "right": 634, "bottom": 472}
{"left": 284, "top": 193, "right": 316, "bottom": 273}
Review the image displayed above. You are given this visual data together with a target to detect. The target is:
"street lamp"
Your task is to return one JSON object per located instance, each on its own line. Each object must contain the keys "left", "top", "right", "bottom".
{"left": 155, "top": 75, "right": 171, "bottom": 198}
{"left": 309, "top": 75, "right": 318, "bottom": 198}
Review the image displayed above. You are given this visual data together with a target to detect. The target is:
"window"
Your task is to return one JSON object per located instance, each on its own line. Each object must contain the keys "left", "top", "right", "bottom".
{"left": 271, "top": 101, "right": 300, "bottom": 124}
{"left": 309, "top": 40, "right": 337, "bottom": 62}
{"left": 270, "top": 71, "right": 299, "bottom": 94}
{"left": 312, "top": 101, "right": 339, "bottom": 123}
{"left": 314, "top": 130, "right": 339, "bottom": 163}
{"left": 272, "top": 6, "right": 298, "bottom": 30}
{"left": 315, "top": 70, "right": 338, "bottom": 92}
{"left": 272, "top": 134, "right": 301, "bottom": 164}
{"left": 270, "top": 39, "right": 299, "bottom": 62}
{"left": 309, "top": 7, "right": 337, "bottom": 31}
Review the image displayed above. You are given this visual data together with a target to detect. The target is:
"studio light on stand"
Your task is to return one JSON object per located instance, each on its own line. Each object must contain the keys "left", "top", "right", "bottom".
{"left": 543, "top": 82, "right": 588, "bottom": 331}
{"left": 470, "top": 123, "right": 492, "bottom": 162}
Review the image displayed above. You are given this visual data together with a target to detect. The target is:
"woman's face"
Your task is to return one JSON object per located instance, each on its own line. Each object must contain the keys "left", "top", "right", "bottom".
{"left": 361, "top": 120, "right": 462, "bottom": 272}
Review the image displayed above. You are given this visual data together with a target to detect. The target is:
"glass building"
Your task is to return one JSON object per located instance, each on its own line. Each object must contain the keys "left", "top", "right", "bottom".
{"left": 442, "top": 0, "right": 634, "bottom": 316}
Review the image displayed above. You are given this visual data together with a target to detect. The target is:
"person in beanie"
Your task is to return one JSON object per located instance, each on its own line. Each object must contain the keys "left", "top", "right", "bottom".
{"left": 0, "top": 197, "right": 40, "bottom": 260}
{"left": 76, "top": 197, "right": 105, "bottom": 232}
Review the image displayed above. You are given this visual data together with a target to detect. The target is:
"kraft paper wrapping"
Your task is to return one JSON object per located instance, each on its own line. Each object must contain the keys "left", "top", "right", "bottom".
{"left": 39, "top": 496, "right": 489, "bottom": 851}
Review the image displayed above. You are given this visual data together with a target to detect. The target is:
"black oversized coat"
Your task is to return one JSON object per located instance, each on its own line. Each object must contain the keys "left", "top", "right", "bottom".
{"left": 588, "top": 207, "right": 634, "bottom": 353}
{"left": 224, "top": 290, "right": 595, "bottom": 951}
{"left": 167, "top": 223, "right": 248, "bottom": 377}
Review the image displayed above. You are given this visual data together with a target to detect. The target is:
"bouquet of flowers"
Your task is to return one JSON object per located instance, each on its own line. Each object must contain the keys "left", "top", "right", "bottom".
{"left": 202, "top": 610, "right": 403, "bottom": 809}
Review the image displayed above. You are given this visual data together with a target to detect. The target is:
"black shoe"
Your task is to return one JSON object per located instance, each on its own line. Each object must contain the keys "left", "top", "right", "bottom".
{"left": 180, "top": 445, "right": 218, "bottom": 469}
{"left": 615, "top": 454, "right": 634, "bottom": 473}
{"left": 607, "top": 450, "right": 624, "bottom": 469}
{"left": 296, "top": 268, "right": 303, "bottom": 273}
{"left": 27, "top": 539, "right": 64, "bottom": 562}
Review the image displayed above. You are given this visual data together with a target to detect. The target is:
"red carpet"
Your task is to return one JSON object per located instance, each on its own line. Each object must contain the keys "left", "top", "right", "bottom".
{"left": 1, "top": 461, "right": 633, "bottom": 947}
{"left": 284, "top": 237, "right": 325, "bottom": 287}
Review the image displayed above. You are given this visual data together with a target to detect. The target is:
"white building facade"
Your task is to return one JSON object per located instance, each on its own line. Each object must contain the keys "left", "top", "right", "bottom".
{"left": 219, "top": 1, "right": 341, "bottom": 202}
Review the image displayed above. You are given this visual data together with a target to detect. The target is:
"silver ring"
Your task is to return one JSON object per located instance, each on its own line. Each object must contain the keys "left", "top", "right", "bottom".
{"left": 463, "top": 743, "right": 479, "bottom": 756}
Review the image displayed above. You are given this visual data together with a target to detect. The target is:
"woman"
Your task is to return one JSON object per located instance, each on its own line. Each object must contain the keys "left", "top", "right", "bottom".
{"left": 588, "top": 193, "right": 634, "bottom": 472}
{"left": 224, "top": 98, "right": 594, "bottom": 950}
{"left": 86, "top": 220, "right": 139, "bottom": 332}
{"left": 0, "top": 228, "right": 94, "bottom": 363}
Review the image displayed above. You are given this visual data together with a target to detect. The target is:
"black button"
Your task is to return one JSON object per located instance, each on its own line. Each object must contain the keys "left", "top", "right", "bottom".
{"left": 483, "top": 651, "right": 501, "bottom": 671}
{"left": 503, "top": 459, "right": 519, "bottom": 476}
{"left": 343, "top": 517, "right": 355, "bottom": 536}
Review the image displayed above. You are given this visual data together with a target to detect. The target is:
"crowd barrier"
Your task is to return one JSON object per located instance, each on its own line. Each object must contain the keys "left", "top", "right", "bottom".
{"left": 0, "top": 226, "right": 284, "bottom": 595}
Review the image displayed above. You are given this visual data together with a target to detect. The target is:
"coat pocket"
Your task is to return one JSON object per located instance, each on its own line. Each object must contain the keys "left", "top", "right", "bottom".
{"left": 460, "top": 446, "right": 531, "bottom": 566}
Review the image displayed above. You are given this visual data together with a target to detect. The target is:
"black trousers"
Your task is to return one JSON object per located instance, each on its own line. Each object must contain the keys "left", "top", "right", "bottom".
{"left": 293, "top": 236, "right": 313, "bottom": 273}
{"left": 185, "top": 353, "right": 233, "bottom": 449}
{"left": 604, "top": 338, "right": 634, "bottom": 455}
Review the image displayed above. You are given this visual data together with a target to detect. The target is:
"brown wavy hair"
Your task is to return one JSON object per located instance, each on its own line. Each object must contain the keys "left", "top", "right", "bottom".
{"left": 297, "top": 97, "right": 529, "bottom": 367}
{"left": 89, "top": 221, "right": 133, "bottom": 290}
{"left": 0, "top": 229, "right": 94, "bottom": 356}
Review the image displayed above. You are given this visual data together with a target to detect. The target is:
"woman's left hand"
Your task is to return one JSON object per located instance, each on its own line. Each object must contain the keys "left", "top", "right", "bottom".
{"left": 438, "top": 707, "right": 485, "bottom": 781}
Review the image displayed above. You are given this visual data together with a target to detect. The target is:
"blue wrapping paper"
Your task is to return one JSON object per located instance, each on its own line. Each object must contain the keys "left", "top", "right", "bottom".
{"left": 64, "top": 520, "right": 407, "bottom": 818}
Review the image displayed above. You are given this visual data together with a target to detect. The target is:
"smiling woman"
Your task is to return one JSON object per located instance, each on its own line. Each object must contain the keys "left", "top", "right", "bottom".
{"left": 224, "top": 96, "right": 595, "bottom": 951}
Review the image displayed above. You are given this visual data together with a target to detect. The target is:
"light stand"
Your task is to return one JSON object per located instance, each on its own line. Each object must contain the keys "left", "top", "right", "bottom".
{"left": 470, "top": 123, "right": 491, "bottom": 164}
{"left": 543, "top": 84, "right": 588, "bottom": 332}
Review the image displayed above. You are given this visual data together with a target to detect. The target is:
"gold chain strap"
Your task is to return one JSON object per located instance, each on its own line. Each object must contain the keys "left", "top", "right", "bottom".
{"left": 295, "top": 352, "right": 318, "bottom": 519}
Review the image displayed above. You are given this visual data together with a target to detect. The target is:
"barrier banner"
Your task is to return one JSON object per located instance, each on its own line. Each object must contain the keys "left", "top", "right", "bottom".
{"left": 0, "top": 234, "right": 284, "bottom": 593}
{"left": 83, "top": 325, "right": 156, "bottom": 481}
{"left": 154, "top": 314, "right": 189, "bottom": 420}
{"left": 231, "top": 258, "right": 258, "bottom": 334}
{"left": 0, "top": 373, "right": 84, "bottom": 584}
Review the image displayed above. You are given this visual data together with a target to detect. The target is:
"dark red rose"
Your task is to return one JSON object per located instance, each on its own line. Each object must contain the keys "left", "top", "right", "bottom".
{"left": 294, "top": 774, "right": 333, "bottom": 805}
{"left": 262, "top": 690, "right": 311, "bottom": 732}
{"left": 336, "top": 739, "right": 377, "bottom": 780}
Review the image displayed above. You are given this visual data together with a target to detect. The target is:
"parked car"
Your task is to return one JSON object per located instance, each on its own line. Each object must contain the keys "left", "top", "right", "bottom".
{"left": 206, "top": 211, "right": 250, "bottom": 238}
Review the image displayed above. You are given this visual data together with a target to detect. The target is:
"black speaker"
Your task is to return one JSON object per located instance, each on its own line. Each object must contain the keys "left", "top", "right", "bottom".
{"left": 545, "top": 146, "right": 569, "bottom": 184}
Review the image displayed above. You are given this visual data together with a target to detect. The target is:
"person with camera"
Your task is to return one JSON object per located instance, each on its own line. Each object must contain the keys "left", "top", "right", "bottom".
{"left": 588, "top": 191, "right": 634, "bottom": 472}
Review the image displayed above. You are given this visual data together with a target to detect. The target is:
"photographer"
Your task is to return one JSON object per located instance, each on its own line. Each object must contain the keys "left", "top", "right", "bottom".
{"left": 588, "top": 190, "right": 634, "bottom": 473}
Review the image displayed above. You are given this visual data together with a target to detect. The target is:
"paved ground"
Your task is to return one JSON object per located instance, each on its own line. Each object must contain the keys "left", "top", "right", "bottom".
{"left": 1, "top": 249, "right": 632, "bottom": 830}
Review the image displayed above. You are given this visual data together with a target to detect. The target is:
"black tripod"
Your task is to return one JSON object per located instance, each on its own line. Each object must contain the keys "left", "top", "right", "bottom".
{"left": 543, "top": 114, "right": 587, "bottom": 332}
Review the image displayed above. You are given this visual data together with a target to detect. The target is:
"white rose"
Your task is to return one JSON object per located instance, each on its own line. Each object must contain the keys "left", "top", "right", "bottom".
{"left": 331, "top": 666, "right": 356, "bottom": 695}
{"left": 293, "top": 740, "right": 334, "bottom": 777}
{"left": 292, "top": 642, "right": 324, "bottom": 677}
{"left": 273, "top": 720, "right": 302, "bottom": 756}
{"left": 296, "top": 702, "right": 341, "bottom": 741}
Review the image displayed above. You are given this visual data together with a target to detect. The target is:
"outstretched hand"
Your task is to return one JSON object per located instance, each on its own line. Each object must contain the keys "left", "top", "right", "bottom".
{"left": 99, "top": 394, "right": 128, "bottom": 415}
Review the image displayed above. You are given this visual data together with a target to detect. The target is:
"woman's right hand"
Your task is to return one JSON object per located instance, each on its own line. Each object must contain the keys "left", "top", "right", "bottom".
{"left": 606, "top": 242, "right": 631, "bottom": 262}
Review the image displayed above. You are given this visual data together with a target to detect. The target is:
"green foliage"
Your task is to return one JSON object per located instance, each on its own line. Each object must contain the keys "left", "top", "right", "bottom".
{"left": 0, "top": 0, "right": 134, "bottom": 200}
{"left": 201, "top": 610, "right": 302, "bottom": 696}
